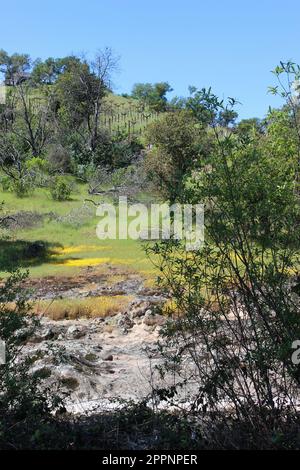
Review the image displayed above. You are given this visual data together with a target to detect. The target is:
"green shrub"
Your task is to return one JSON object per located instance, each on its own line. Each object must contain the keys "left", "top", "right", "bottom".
{"left": 50, "top": 176, "right": 72, "bottom": 201}
{"left": 11, "top": 178, "right": 34, "bottom": 198}
{"left": 0, "top": 270, "right": 64, "bottom": 449}
{"left": 0, "top": 175, "right": 11, "bottom": 192}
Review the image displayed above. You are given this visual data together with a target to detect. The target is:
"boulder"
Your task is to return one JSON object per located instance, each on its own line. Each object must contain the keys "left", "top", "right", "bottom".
{"left": 143, "top": 312, "right": 165, "bottom": 327}
{"left": 117, "top": 313, "right": 135, "bottom": 331}
{"left": 130, "top": 300, "right": 151, "bottom": 318}
{"left": 66, "top": 325, "right": 87, "bottom": 339}
{"left": 28, "top": 326, "right": 58, "bottom": 343}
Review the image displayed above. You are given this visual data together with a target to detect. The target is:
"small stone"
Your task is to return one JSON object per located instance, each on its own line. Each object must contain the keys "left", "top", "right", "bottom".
{"left": 103, "top": 354, "right": 113, "bottom": 361}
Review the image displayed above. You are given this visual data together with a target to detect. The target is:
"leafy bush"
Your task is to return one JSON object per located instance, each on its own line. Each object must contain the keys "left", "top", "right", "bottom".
{"left": 145, "top": 110, "right": 205, "bottom": 202}
{"left": 50, "top": 176, "right": 72, "bottom": 200}
{"left": 146, "top": 89, "right": 300, "bottom": 449}
{"left": 0, "top": 157, "right": 46, "bottom": 197}
{"left": 11, "top": 177, "right": 34, "bottom": 197}
{"left": 0, "top": 270, "right": 64, "bottom": 449}
{"left": 110, "top": 134, "right": 143, "bottom": 169}
{"left": 0, "top": 175, "right": 11, "bottom": 192}
{"left": 25, "top": 156, "right": 49, "bottom": 188}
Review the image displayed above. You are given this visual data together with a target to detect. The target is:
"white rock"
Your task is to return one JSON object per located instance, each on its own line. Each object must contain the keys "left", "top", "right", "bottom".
{"left": 66, "top": 325, "right": 87, "bottom": 339}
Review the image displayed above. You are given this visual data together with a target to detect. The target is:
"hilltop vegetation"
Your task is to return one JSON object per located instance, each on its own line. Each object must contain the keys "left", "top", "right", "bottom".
{"left": 0, "top": 48, "right": 174, "bottom": 200}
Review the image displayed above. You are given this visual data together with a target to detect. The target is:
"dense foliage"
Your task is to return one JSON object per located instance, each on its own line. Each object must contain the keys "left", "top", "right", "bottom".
{"left": 146, "top": 68, "right": 300, "bottom": 448}
{"left": 0, "top": 49, "right": 161, "bottom": 200}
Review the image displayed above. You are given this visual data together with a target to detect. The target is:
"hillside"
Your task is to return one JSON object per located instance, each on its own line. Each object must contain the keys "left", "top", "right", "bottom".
{"left": 1, "top": 84, "right": 160, "bottom": 140}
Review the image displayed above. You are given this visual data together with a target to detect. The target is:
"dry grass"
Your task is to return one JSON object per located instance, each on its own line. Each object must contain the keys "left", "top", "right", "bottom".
{"left": 33, "top": 295, "right": 133, "bottom": 320}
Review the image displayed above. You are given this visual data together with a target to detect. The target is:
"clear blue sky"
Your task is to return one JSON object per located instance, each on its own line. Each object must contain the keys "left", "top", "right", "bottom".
{"left": 1, "top": 0, "right": 300, "bottom": 119}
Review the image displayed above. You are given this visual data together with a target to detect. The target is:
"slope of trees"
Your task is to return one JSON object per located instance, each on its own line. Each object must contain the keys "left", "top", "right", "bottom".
{"left": 0, "top": 49, "right": 168, "bottom": 199}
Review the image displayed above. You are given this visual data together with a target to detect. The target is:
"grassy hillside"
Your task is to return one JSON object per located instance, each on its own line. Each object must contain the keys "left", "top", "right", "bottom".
{"left": 2, "top": 85, "right": 160, "bottom": 140}
{"left": 0, "top": 185, "right": 157, "bottom": 279}
{"left": 100, "top": 94, "right": 160, "bottom": 138}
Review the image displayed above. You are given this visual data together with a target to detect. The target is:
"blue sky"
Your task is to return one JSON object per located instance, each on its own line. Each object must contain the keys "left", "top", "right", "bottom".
{"left": 1, "top": 0, "right": 300, "bottom": 119}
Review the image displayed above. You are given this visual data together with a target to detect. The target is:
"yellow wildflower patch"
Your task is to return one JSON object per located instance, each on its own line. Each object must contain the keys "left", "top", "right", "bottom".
{"left": 54, "top": 245, "right": 110, "bottom": 255}
{"left": 56, "top": 257, "right": 111, "bottom": 267}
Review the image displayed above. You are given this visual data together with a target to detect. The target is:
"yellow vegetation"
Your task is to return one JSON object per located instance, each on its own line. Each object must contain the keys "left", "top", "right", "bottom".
{"left": 142, "top": 276, "right": 157, "bottom": 288}
{"left": 54, "top": 245, "right": 111, "bottom": 255}
{"left": 161, "top": 299, "right": 181, "bottom": 317}
{"left": 34, "top": 295, "right": 133, "bottom": 320}
{"left": 55, "top": 257, "right": 111, "bottom": 267}
{"left": 56, "top": 245, "right": 107, "bottom": 255}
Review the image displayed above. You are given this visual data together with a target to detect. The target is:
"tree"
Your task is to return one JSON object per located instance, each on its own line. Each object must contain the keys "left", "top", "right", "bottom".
{"left": 269, "top": 61, "right": 300, "bottom": 194}
{"left": 88, "top": 48, "right": 119, "bottom": 151}
{"left": 55, "top": 60, "right": 99, "bottom": 129}
{"left": 131, "top": 82, "right": 172, "bottom": 112}
{"left": 0, "top": 131, "right": 29, "bottom": 195}
{"left": 0, "top": 49, "right": 31, "bottom": 85}
{"left": 55, "top": 49, "right": 119, "bottom": 152}
{"left": 6, "top": 79, "right": 53, "bottom": 157}
{"left": 0, "top": 131, "right": 48, "bottom": 196}
{"left": 218, "top": 108, "right": 238, "bottom": 127}
{"left": 145, "top": 110, "right": 209, "bottom": 202}
{"left": 181, "top": 86, "right": 219, "bottom": 125}
{"left": 0, "top": 76, "right": 54, "bottom": 195}
{"left": 171, "top": 86, "right": 239, "bottom": 128}
{"left": 31, "top": 56, "right": 81, "bottom": 85}
{"left": 235, "top": 117, "right": 264, "bottom": 139}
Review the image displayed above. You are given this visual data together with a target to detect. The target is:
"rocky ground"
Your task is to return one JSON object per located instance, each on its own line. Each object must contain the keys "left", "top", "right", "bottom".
{"left": 22, "top": 275, "right": 170, "bottom": 414}
{"left": 14, "top": 264, "right": 201, "bottom": 415}
{"left": 23, "top": 265, "right": 166, "bottom": 303}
